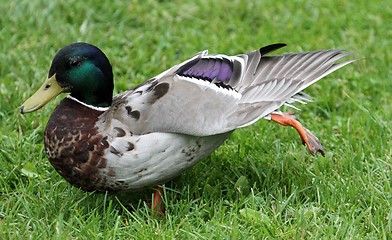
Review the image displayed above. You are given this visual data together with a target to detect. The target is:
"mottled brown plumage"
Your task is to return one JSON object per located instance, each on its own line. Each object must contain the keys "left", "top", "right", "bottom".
{"left": 44, "top": 98, "right": 109, "bottom": 191}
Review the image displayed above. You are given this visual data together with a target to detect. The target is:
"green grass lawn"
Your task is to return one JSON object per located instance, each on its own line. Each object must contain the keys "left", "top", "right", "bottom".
{"left": 1, "top": 0, "right": 391, "bottom": 239}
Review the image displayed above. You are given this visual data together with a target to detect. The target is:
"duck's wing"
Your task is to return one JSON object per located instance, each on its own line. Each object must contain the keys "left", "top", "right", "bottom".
{"left": 102, "top": 44, "right": 354, "bottom": 136}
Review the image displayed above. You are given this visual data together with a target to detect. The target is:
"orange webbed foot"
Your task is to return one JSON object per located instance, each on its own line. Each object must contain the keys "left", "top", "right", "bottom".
{"left": 271, "top": 112, "right": 325, "bottom": 156}
{"left": 151, "top": 185, "right": 165, "bottom": 216}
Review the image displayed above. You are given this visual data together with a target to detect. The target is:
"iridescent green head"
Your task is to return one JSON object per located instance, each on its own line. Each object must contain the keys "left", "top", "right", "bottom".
{"left": 21, "top": 42, "right": 114, "bottom": 113}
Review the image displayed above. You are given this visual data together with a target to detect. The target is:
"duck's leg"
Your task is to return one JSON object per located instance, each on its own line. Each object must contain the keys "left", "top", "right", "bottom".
{"left": 151, "top": 185, "right": 165, "bottom": 215}
{"left": 270, "top": 112, "right": 325, "bottom": 156}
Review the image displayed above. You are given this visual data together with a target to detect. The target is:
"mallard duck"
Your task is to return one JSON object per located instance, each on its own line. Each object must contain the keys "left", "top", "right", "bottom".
{"left": 21, "top": 42, "right": 354, "bottom": 211}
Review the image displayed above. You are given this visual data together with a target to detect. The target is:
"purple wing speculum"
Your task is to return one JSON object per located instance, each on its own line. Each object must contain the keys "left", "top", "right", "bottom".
{"left": 176, "top": 57, "right": 234, "bottom": 84}
{"left": 175, "top": 44, "right": 288, "bottom": 92}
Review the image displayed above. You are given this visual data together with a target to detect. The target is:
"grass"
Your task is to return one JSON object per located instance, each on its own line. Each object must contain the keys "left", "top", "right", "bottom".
{"left": 0, "top": 0, "right": 391, "bottom": 239}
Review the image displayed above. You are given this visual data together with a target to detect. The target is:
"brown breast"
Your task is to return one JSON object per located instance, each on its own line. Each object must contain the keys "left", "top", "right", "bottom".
{"left": 44, "top": 97, "right": 110, "bottom": 192}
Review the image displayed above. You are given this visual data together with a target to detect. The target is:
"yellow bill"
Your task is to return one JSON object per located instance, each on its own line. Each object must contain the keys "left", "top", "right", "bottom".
{"left": 20, "top": 74, "right": 64, "bottom": 114}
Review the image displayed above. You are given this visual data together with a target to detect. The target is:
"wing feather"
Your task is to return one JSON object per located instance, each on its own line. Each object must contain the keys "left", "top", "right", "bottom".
{"left": 100, "top": 44, "right": 354, "bottom": 136}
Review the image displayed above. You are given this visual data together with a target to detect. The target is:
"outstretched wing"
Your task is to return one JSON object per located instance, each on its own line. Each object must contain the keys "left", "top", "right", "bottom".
{"left": 100, "top": 44, "right": 354, "bottom": 136}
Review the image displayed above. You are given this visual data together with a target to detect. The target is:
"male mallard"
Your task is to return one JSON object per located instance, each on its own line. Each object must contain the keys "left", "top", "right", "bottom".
{"left": 21, "top": 43, "right": 354, "bottom": 210}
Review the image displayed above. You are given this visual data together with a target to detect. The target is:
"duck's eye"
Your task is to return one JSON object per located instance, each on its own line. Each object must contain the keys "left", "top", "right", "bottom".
{"left": 69, "top": 56, "right": 83, "bottom": 67}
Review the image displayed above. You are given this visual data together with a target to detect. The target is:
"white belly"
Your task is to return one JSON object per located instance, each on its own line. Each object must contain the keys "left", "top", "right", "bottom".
{"left": 99, "top": 132, "right": 230, "bottom": 191}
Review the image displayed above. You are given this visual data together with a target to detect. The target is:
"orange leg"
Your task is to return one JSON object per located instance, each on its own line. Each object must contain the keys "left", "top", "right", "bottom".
{"left": 271, "top": 112, "right": 325, "bottom": 156}
{"left": 151, "top": 185, "right": 165, "bottom": 216}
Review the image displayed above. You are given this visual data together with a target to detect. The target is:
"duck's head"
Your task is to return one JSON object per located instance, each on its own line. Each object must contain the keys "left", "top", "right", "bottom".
{"left": 20, "top": 42, "right": 114, "bottom": 113}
